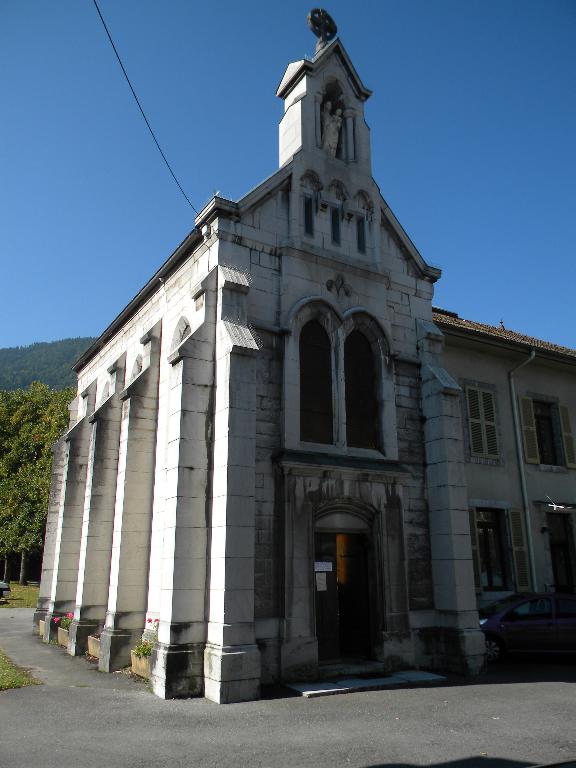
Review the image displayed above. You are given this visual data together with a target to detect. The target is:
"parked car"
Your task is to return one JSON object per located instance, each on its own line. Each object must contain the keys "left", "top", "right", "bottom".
{"left": 0, "top": 580, "right": 10, "bottom": 600}
{"left": 479, "top": 592, "right": 576, "bottom": 661}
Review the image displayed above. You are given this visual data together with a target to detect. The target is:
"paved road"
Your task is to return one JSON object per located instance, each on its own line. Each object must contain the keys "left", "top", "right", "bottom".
{"left": 1, "top": 609, "right": 575, "bottom": 768}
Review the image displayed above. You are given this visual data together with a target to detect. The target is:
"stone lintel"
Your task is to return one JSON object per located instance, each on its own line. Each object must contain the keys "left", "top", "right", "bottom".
{"left": 274, "top": 449, "right": 411, "bottom": 478}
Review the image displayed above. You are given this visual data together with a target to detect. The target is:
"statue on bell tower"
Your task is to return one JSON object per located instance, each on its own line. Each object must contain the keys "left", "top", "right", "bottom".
{"left": 321, "top": 101, "right": 343, "bottom": 157}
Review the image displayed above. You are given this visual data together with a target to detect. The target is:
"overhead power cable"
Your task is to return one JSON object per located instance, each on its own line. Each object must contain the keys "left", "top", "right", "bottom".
{"left": 92, "top": 0, "right": 198, "bottom": 214}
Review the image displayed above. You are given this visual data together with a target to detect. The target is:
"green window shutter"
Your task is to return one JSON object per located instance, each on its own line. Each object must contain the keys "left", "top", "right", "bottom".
{"left": 508, "top": 508, "right": 532, "bottom": 591}
{"left": 466, "top": 387, "right": 485, "bottom": 456}
{"left": 520, "top": 397, "right": 540, "bottom": 464}
{"left": 559, "top": 405, "right": 576, "bottom": 469}
{"left": 482, "top": 390, "right": 499, "bottom": 457}
{"left": 466, "top": 386, "right": 499, "bottom": 458}
{"left": 468, "top": 508, "right": 481, "bottom": 591}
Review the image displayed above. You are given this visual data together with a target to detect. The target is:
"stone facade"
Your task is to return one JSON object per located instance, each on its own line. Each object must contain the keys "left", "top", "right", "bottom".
{"left": 35, "top": 34, "right": 487, "bottom": 702}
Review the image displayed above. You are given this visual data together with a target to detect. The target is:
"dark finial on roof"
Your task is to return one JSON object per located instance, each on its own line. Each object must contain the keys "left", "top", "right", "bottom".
{"left": 307, "top": 8, "right": 338, "bottom": 53}
{"left": 499, "top": 319, "right": 506, "bottom": 329}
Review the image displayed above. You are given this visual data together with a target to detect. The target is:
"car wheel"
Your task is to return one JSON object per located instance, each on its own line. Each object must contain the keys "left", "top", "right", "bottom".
{"left": 485, "top": 636, "right": 504, "bottom": 662}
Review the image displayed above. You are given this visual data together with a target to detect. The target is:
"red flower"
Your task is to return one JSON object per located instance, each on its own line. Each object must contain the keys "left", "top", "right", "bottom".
{"left": 147, "top": 618, "right": 152, "bottom": 623}
{"left": 53, "top": 617, "right": 60, "bottom": 623}
{"left": 66, "top": 612, "right": 74, "bottom": 619}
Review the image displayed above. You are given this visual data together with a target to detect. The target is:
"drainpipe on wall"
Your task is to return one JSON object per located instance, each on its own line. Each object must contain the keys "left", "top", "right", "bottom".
{"left": 508, "top": 349, "right": 537, "bottom": 590}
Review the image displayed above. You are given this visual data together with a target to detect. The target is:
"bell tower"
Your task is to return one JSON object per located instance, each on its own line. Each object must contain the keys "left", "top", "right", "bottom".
{"left": 276, "top": 9, "right": 373, "bottom": 177}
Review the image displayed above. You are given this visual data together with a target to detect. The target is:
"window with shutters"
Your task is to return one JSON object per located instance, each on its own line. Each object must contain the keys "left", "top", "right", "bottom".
{"left": 508, "top": 508, "right": 532, "bottom": 591}
{"left": 520, "top": 397, "right": 576, "bottom": 468}
{"left": 476, "top": 509, "right": 508, "bottom": 590}
{"left": 470, "top": 507, "right": 530, "bottom": 593}
{"left": 465, "top": 386, "right": 499, "bottom": 459}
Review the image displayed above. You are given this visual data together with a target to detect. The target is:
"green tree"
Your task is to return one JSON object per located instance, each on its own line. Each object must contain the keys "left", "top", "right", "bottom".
{"left": 0, "top": 383, "right": 73, "bottom": 583}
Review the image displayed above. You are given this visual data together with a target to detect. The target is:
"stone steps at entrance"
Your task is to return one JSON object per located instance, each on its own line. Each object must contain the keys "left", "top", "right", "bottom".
{"left": 286, "top": 669, "right": 447, "bottom": 698}
{"left": 316, "top": 659, "right": 393, "bottom": 680}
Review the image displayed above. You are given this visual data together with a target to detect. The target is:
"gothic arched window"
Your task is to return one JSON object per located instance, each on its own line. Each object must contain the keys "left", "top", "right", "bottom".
{"left": 344, "top": 330, "right": 379, "bottom": 449}
{"left": 300, "top": 320, "right": 333, "bottom": 444}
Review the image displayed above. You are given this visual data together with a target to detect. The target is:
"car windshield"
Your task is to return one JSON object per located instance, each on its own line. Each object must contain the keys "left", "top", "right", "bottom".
{"left": 479, "top": 593, "right": 534, "bottom": 618}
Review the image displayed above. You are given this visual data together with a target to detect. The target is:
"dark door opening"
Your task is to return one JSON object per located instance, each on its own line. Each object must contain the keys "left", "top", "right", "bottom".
{"left": 548, "top": 513, "right": 575, "bottom": 592}
{"left": 314, "top": 531, "right": 371, "bottom": 661}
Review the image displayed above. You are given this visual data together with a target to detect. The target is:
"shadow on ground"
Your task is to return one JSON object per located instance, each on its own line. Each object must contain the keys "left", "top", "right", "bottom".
{"left": 362, "top": 757, "right": 575, "bottom": 768}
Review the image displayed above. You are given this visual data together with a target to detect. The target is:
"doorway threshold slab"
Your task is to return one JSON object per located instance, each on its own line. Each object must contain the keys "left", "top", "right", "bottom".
{"left": 286, "top": 670, "right": 447, "bottom": 698}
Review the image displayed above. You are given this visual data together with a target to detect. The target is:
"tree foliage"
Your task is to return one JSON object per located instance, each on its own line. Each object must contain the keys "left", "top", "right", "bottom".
{"left": 0, "top": 383, "right": 74, "bottom": 559}
{"left": 0, "top": 338, "right": 95, "bottom": 390}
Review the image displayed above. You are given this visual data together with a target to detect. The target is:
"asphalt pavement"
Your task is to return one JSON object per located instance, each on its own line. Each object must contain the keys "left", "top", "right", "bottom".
{"left": 1, "top": 609, "right": 575, "bottom": 768}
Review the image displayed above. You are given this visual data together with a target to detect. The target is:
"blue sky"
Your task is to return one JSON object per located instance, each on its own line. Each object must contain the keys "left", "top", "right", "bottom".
{"left": 1, "top": 0, "right": 575, "bottom": 349}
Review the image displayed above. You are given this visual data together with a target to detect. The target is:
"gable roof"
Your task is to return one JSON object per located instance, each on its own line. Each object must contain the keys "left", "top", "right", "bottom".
{"left": 276, "top": 38, "right": 372, "bottom": 102}
{"left": 433, "top": 307, "right": 576, "bottom": 362}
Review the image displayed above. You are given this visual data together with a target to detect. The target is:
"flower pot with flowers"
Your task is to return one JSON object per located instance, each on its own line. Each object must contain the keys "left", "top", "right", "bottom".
{"left": 131, "top": 618, "right": 159, "bottom": 679}
{"left": 53, "top": 613, "right": 74, "bottom": 648}
{"left": 87, "top": 633, "right": 101, "bottom": 659}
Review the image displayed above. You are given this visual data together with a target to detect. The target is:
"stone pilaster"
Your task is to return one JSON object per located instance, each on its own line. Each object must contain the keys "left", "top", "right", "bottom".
{"left": 99, "top": 330, "right": 160, "bottom": 671}
{"left": 43, "top": 386, "right": 95, "bottom": 642}
{"left": 343, "top": 107, "right": 355, "bottom": 162}
{"left": 203, "top": 265, "right": 261, "bottom": 704}
{"left": 278, "top": 467, "right": 318, "bottom": 682}
{"left": 68, "top": 359, "right": 125, "bottom": 656}
{"left": 417, "top": 319, "right": 485, "bottom": 674}
{"left": 150, "top": 281, "right": 216, "bottom": 699}
{"left": 33, "top": 436, "right": 67, "bottom": 630}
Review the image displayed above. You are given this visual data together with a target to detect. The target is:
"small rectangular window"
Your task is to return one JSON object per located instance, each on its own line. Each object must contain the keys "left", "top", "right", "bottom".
{"left": 533, "top": 400, "right": 558, "bottom": 465}
{"left": 330, "top": 207, "right": 341, "bottom": 245}
{"left": 356, "top": 216, "right": 366, "bottom": 253}
{"left": 304, "top": 195, "right": 314, "bottom": 236}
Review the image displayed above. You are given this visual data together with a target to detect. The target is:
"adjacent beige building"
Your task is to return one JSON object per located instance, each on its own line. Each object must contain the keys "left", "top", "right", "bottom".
{"left": 435, "top": 308, "right": 576, "bottom": 606}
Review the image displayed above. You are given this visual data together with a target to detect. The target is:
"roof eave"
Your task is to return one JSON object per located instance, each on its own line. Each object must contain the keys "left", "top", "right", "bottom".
{"left": 435, "top": 320, "right": 576, "bottom": 366}
{"left": 72, "top": 227, "right": 202, "bottom": 373}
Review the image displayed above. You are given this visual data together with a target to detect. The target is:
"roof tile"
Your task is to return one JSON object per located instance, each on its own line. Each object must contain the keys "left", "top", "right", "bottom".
{"left": 432, "top": 308, "right": 576, "bottom": 360}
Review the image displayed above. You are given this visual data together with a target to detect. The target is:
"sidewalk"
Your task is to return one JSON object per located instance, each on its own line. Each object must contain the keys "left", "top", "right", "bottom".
{"left": 0, "top": 608, "right": 138, "bottom": 691}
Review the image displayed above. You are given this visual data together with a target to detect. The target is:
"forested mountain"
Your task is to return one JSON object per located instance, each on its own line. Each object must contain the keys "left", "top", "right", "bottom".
{"left": 0, "top": 338, "right": 96, "bottom": 390}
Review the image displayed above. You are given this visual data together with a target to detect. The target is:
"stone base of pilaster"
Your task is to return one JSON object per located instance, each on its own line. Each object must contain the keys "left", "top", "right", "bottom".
{"left": 150, "top": 642, "right": 205, "bottom": 699}
{"left": 32, "top": 608, "right": 49, "bottom": 632}
{"left": 415, "top": 624, "right": 486, "bottom": 675}
{"left": 373, "top": 630, "right": 415, "bottom": 671}
{"left": 280, "top": 636, "right": 318, "bottom": 681}
{"left": 68, "top": 619, "right": 102, "bottom": 656}
{"left": 99, "top": 627, "right": 142, "bottom": 672}
{"left": 203, "top": 643, "right": 261, "bottom": 704}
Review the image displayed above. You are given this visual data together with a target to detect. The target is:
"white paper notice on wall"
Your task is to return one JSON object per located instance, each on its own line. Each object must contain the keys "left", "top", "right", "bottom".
{"left": 315, "top": 572, "right": 327, "bottom": 591}
{"left": 314, "top": 561, "right": 333, "bottom": 572}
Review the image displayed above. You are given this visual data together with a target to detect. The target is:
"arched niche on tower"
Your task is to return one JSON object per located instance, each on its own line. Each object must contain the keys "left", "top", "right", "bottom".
{"left": 316, "top": 79, "right": 356, "bottom": 162}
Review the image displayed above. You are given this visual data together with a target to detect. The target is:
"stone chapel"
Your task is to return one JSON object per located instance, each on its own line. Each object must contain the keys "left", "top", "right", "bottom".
{"left": 34, "top": 12, "right": 486, "bottom": 703}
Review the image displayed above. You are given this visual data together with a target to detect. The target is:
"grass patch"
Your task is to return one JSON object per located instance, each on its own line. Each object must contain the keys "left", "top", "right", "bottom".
{"left": 0, "top": 582, "right": 40, "bottom": 609}
{"left": 0, "top": 648, "right": 40, "bottom": 691}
